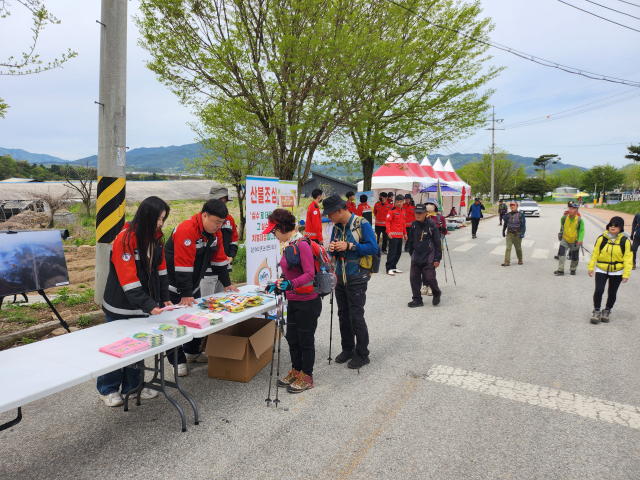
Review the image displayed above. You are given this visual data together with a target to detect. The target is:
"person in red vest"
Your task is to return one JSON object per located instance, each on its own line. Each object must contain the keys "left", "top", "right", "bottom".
{"left": 374, "top": 192, "right": 389, "bottom": 254}
{"left": 304, "top": 188, "right": 323, "bottom": 244}
{"left": 385, "top": 195, "right": 407, "bottom": 275}
{"left": 356, "top": 194, "right": 372, "bottom": 224}
{"left": 345, "top": 191, "right": 357, "bottom": 214}
{"left": 403, "top": 194, "right": 415, "bottom": 252}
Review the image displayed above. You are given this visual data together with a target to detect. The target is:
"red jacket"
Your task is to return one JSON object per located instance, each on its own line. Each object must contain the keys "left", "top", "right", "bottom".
{"left": 374, "top": 201, "right": 386, "bottom": 226}
{"left": 102, "top": 223, "right": 170, "bottom": 319}
{"left": 221, "top": 214, "right": 239, "bottom": 262}
{"left": 304, "top": 201, "right": 323, "bottom": 242}
{"left": 165, "top": 212, "right": 230, "bottom": 299}
{"left": 356, "top": 202, "right": 372, "bottom": 217}
{"left": 403, "top": 203, "right": 415, "bottom": 227}
{"left": 385, "top": 206, "right": 406, "bottom": 238}
{"left": 428, "top": 213, "right": 448, "bottom": 236}
{"left": 346, "top": 201, "right": 357, "bottom": 214}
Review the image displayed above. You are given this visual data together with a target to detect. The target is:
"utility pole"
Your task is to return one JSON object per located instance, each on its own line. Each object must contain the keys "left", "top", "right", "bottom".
{"left": 485, "top": 106, "right": 503, "bottom": 207}
{"left": 95, "top": 0, "right": 127, "bottom": 304}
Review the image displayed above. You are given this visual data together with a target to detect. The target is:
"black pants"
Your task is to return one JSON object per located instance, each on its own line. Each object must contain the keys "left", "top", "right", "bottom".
{"left": 375, "top": 225, "right": 388, "bottom": 252}
{"left": 385, "top": 237, "right": 403, "bottom": 271}
{"left": 593, "top": 272, "right": 623, "bottom": 310}
{"left": 470, "top": 218, "right": 480, "bottom": 236}
{"left": 285, "top": 296, "right": 322, "bottom": 375}
{"left": 335, "top": 274, "right": 370, "bottom": 357}
{"left": 632, "top": 236, "right": 640, "bottom": 265}
{"left": 410, "top": 262, "right": 441, "bottom": 302}
{"left": 499, "top": 213, "right": 505, "bottom": 225}
{"left": 168, "top": 292, "right": 202, "bottom": 364}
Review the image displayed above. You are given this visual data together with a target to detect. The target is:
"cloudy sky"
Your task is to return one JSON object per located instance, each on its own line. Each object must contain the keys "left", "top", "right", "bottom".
{"left": 0, "top": 0, "right": 638, "bottom": 167}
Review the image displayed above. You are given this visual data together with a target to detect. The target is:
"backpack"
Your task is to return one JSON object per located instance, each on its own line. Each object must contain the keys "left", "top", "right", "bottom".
{"left": 596, "top": 234, "right": 628, "bottom": 256}
{"left": 283, "top": 237, "right": 337, "bottom": 296}
{"left": 349, "top": 216, "right": 382, "bottom": 274}
{"left": 559, "top": 215, "right": 582, "bottom": 241}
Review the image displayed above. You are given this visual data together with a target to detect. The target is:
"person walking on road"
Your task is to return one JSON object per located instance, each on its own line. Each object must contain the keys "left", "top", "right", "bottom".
{"left": 385, "top": 194, "right": 407, "bottom": 275}
{"left": 467, "top": 198, "right": 485, "bottom": 239}
{"left": 587, "top": 216, "right": 632, "bottom": 324}
{"left": 325, "top": 193, "right": 378, "bottom": 370}
{"left": 403, "top": 194, "right": 415, "bottom": 252}
{"left": 554, "top": 202, "right": 584, "bottom": 276}
{"left": 407, "top": 204, "right": 442, "bottom": 307}
{"left": 498, "top": 199, "right": 507, "bottom": 225}
{"left": 501, "top": 201, "right": 526, "bottom": 266}
{"left": 554, "top": 202, "right": 582, "bottom": 259}
{"left": 304, "top": 189, "right": 324, "bottom": 245}
{"left": 631, "top": 212, "right": 640, "bottom": 270}
{"left": 374, "top": 192, "right": 389, "bottom": 254}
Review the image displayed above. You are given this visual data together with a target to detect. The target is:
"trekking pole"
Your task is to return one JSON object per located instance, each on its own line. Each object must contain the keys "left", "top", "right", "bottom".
{"left": 273, "top": 289, "right": 285, "bottom": 408}
{"left": 441, "top": 239, "right": 448, "bottom": 284}
{"left": 341, "top": 257, "right": 359, "bottom": 374}
{"left": 443, "top": 237, "right": 457, "bottom": 286}
{"left": 327, "top": 290, "right": 334, "bottom": 364}
{"left": 265, "top": 289, "right": 279, "bottom": 407}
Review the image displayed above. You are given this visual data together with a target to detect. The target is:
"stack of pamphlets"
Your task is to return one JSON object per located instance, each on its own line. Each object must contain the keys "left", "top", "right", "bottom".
{"left": 177, "top": 314, "right": 210, "bottom": 329}
{"left": 132, "top": 332, "right": 164, "bottom": 347}
{"left": 152, "top": 324, "right": 187, "bottom": 338}
{"left": 99, "top": 338, "right": 149, "bottom": 358}
{"left": 199, "top": 312, "right": 224, "bottom": 325}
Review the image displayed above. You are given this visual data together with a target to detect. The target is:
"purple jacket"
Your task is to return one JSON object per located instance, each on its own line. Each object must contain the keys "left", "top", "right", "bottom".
{"left": 279, "top": 239, "right": 318, "bottom": 301}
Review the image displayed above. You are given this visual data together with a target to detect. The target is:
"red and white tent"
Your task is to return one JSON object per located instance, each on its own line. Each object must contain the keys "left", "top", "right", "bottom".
{"left": 356, "top": 151, "right": 417, "bottom": 192}
{"left": 443, "top": 159, "right": 471, "bottom": 192}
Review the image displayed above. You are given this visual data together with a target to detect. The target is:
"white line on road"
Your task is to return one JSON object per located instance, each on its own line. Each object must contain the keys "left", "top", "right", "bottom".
{"left": 531, "top": 248, "right": 549, "bottom": 259}
{"left": 485, "top": 237, "right": 503, "bottom": 244}
{"left": 426, "top": 365, "right": 640, "bottom": 430}
{"left": 455, "top": 236, "right": 472, "bottom": 242}
{"left": 520, "top": 239, "right": 535, "bottom": 248}
{"left": 490, "top": 246, "right": 504, "bottom": 255}
{"left": 452, "top": 243, "right": 477, "bottom": 252}
{"left": 554, "top": 241, "right": 560, "bottom": 249}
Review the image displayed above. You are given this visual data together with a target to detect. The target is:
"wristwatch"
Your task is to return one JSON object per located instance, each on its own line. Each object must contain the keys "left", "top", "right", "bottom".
{"left": 349, "top": 243, "right": 357, "bottom": 252}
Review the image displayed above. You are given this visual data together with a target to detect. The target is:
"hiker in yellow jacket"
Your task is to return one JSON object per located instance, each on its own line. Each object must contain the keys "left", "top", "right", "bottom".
{"left": 587, "top": 216, "right": 632, "bottom": 325}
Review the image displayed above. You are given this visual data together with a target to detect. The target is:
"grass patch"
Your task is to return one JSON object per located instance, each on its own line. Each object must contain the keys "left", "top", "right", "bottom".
{"left": 1, "top": 304, "right": 37, "bottom": 324}
{"left": 21, "top": 337, "right": 35, "bottom": 344}
{"left": 64, "top": 288, "right": 95, "bottom": 307}
{"left": 596, "top": 201, "right": 640, "bottom": 215}
{"left": 77, "top": 314, "right": 92, "bottom": 327}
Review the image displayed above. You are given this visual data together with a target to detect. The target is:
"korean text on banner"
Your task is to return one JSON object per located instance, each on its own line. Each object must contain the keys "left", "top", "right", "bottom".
{"left": 246, "top": 176, "right": 280, "bottom": 286}
{"left": 278, "top": 180, "right": 298, "bottom": 221}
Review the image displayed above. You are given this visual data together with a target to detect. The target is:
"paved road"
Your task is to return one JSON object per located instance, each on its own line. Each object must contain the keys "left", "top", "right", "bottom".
{"left": 2, "top": 204, "right": 639, "bottom": 479}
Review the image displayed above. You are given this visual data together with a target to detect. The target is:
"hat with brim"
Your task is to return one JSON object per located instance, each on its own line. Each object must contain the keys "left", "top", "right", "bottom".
{"left": 387, "top": 192, "right": 394, "bottom": 197}
{"left": 210, "top": 185, "right": 231, "bottom": 201}
{"left": 260, "top": 219, "right": 277, "bottom": 235}
{"left": 414, "top": 204, "right": 427, "bottom": 214}
{"left": 606, "top": 216, "right": 625, "bottom": 232}
{"left": 322, "top": 193, "right": 347, "bottom": 216}
{"left": 510, "top": 201, "right": 517, "bottom": 206}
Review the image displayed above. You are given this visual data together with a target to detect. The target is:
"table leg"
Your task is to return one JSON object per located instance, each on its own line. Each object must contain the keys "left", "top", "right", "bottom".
{"left": 123, "top": 360, "right": 145, "bottom": 411}
{"left": 159, "top": 351, "right": 187, "bottom": 432}
{"left": 170, "top": 347, "right": 199, "bottom": 425}
{"left": 0, "top": 407, "right": 22, "bottom": 431}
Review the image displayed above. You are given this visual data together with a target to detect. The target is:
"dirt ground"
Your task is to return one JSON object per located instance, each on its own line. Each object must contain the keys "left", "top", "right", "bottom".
{"left": 54, "top": 246, "right": 97, "bottom": 292}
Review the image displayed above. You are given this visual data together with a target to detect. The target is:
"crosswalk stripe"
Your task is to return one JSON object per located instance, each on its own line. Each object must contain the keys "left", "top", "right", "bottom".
{"left": 521, "top": 239, "right": 535, "bottom": 248}
{"left": 554, "top": 241, "right": 560, "bottom": 249}
{"left": 489, "top": 246, "right": 504, "bottom": 255}
{"left": 455, "top": 236, "right": 472, "bottom": 242}
{"left": 531, "top": 248, "right": 549, "bottom": 259}
{"left": 486, "top": 237, "right": 503, "bottom": 244}
{"left": 452, "top": 243, "right": 477, "bottom": 252}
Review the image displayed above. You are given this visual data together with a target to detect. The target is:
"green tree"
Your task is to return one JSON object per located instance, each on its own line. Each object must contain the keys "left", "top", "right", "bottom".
{"left": 519, "top": 177, "right": 549, "bottom": 201}
{"left": 1, "top": 1, "right": 77, "bottom": 118}
{"left": 136, "top": 0, "right": 383, "bottom": 190}
{"left": 579, "top": 164, "right": 625, "bottom": 197}
{"left": 62, "top": 161, "right": 96, "bottom": 216}
{"left": 0, "top": 154, "right": 17, "bottom": 179}
{"left": 545, "top": 166, "right": 582, "bottom": 190}
{"left": 625, "top": 143, "right": 640, "bottom": 163}
{"left": 533, "top": 154, "right": 560, "bottom": 179}
{"left": 457, "top": 148, "right": 526, "bottom": 199}
{"left": 332, "top": 0, "right": 500, "bottom": 190}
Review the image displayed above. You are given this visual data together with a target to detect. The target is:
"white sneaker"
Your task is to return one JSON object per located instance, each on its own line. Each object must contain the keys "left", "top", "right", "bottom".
{"left": 420, "top": 285, "right": 428, "bottom": 295}
{"left": 426, "top": 287, "right": 433, "bottom": 296}
{"left": 394, "top": 269, "right": 403, "bottom": 274}
{"left": 176, "top": 363, "right": 188, "bottom": 377}
{"left": 99, "top": 392, "right": 123, "bottom": 407}
{"left": 185, "top": 352, "right": 208, "bottom": 363}
{"left": 387, "top": 270, "right": 395, "bottom": 276}
{"left": 139, "top": 388, "right": 159, "bottom": 400}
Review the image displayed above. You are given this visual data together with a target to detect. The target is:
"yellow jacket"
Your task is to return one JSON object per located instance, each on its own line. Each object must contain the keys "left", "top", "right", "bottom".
{"left": 587, "top": 231, "right": 633, "bottom": 278}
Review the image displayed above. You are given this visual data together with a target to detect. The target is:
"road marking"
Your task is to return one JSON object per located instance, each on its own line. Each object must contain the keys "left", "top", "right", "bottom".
{"left": 453, "top": 243, "right": 477, "bottom": 252}
{"left": 554, "top": 241, "right": 560, "bottom": 249}
{"left": 320, "top": 379, "right": 420, "bottom": 479}
{"left": 426, "top": 365, "right": 640, "bottom": 430}
{"left": 455, "top": 236, "right": 472, "bottom": 242}
{"left": 520, "top": 239, "right": 535, "bottom": 248}
{"left": 489, "top": 246, "right": 504, "bottom": 255}
{"left": 486, "top": 237, "right": 503, "bottom": 244}
{"left": 531, "top": 248, "right": 549, "bottom": 259}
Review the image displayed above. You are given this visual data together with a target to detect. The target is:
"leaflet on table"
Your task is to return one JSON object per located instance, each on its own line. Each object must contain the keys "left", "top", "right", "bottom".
{"left": 177, "top": 313, "right": 225, "bottom": 329}
{"left": 99, "top": 338, "right": 149, "bottom": 358}
{"left": 160, "top": 304, "right": 187, "bottom": 311}
{"left": 198, "top": 294, "right": 266, "bottom": 313}
{"left": 152, "top": 324, "right": 187, "bottom": 338}
{"left": 132, "top": 332, "right": 164, "bottom": 347}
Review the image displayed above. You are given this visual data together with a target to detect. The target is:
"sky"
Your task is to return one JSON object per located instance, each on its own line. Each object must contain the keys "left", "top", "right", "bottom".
{"left": 0, "top": 0, "right": 638, "bottom": 168}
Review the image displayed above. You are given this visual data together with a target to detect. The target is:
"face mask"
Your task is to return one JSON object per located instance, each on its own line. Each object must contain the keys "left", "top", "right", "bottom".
{"left": 426, "top": 205, "right": 436, "bottom": 213}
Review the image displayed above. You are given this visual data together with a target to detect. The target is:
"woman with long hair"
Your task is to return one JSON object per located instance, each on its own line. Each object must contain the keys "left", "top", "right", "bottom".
{"left": 97, "top": 196, "right": 172, "bottom": 407}
{"left": 263, "top": 208, "right": 322, "bottom": 394}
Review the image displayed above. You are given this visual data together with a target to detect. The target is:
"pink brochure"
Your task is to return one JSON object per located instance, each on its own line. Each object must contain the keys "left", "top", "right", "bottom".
{"left": 99, "top": 337, "right": 149, "bottom": 358}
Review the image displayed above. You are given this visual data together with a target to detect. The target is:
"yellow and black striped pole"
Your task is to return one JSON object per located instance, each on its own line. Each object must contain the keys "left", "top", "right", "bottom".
{"left": 96, "top": 177, "right": 126, "bottom": 243}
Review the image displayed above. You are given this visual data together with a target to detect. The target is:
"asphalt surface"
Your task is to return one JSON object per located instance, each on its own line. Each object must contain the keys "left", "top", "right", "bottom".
{"left": 2, "top": 204, "right": 639, "bottom": 479}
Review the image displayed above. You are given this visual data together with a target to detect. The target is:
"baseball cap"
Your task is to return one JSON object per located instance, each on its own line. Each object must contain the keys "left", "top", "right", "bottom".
{"left": 414, "top": 204, "right": 427, "bottom": 213}
{"left": 404, "top": 193, "right": 412, "bottom": 199}
{"left": 210, "top": 186, "right": 231, "bottom": 201}
{"left": 387, "top": 191, "right": 394, "bottom": 197}
{"left": 260, "top": 219, "right": 277, "bottom": 235}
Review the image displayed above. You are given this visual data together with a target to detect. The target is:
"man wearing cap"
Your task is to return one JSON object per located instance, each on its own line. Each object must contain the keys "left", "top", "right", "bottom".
{"left": 407, "top": 204, "right": 442, "bottom": 307}
{"left": 501, "top": 201, "right": 526, "bottom": 266}
{"left": 345, "top": 191, "right": 357, "bottom": 214}
{"left": 304, "top": 188, "right": 323, "bottom": 244}
{"left": 210, "top": 186, "right": 239, "bottom": 281}
{"left": 324, "top": 193, "right": 378, "bottom": 369}
{"left": 373, "top": 193, "right": 389, "bottom": 254}
{"left": 554, "top": 202, "right": 585, "bottom": 276}
{"left": 467, "top": 198, "right": 485, "bottom": 239}
{"left": 498, "top": 199, "right": 507, "bottom": 225}
{"left": 356, "top": 194, "right": 372, "bottom": 224}
{"left": 554, "top": 201, "right": 582, "bottom": 259}
{"left": 403, "top": 194, "right": 415, "bottom": 252}
{"left": 385, "top": 195, "right": 407, "bottom": 275}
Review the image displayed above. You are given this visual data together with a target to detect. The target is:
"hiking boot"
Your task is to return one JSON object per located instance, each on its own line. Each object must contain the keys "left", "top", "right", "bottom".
{"left": 348, "top": 355, "right": 370, "bottom": 369}
{"left": 600, "top": 308, "right": 611, "bottom": 323}
{"left": 287, "top": 371, "right": 314, "bottom": 394}
{"left": 334, "top": 350, "right": 354, "bottom": 364}
{"left": 590, "top": 310, "right": 601, "bottom": 325}
{"left": 432, "top": 295, "right": 441, "bottom": 306}
{"left": 407, "top": 300, "right": 424, "bottom": 308}
{"left": 501, "top": 262, "right": 510, "bottom": 267}
{"left": 553, "top": 270, "right": 564, "bottom": 276}
{"left": 382, "top": 250, "right": 388, "bottom": 255}
{"left": 633, "top": 264, "right": 636, "bottom": 270}
{"left": 277, "top": 369, "right": 299, "bottom": 387}
{"left": 518, "top": 261, "right": 523, "bottom": 265}
{"left": 570, "top": 270, "right": 576, "bottom": 275}
{"left": 554, "top": 255, "right": 559, "bottom": 260}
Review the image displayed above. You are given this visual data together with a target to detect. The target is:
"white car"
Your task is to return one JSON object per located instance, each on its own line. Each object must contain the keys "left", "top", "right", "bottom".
{"left": 519, "top": 200, "right": 540, "bottom": 217}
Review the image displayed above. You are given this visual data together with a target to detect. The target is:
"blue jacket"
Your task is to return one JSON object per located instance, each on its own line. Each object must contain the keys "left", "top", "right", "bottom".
{"left": 330, "top": 214, "right": 378, "bottom": 277}
{"left": 468, "top": 202, "right": 485, "bottom": 219}
{"left": 632, "top": 213, "right": 640, "bottom": 239}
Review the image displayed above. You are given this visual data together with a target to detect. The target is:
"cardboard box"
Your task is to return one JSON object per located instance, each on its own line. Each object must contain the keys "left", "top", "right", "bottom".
{"left": 205, "top": 317, "right": 275, "bottom": 383}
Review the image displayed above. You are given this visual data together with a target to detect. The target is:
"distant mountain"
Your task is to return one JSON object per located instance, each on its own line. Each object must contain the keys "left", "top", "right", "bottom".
{"left": 2, "top": 144, "right": 586, "bottom": 176}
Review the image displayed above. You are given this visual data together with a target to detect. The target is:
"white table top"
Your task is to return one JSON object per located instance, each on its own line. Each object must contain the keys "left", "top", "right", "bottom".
{"left": 130, "top": 285, "right": 277, "bottom": 338}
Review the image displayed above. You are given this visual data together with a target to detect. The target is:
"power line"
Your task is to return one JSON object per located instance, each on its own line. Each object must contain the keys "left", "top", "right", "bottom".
{"left": 500, "top": 142, "right": 634, "bottom": 147}
{"left": 388, "top": 0, "right": 640, "bottom": 87}
{"left": 614, "top": 0, "right": 640, "bottom": 8}
{"left": 580, "top": 0, "right": 640, "bottom": 19}
{"left": 557, "top": 0, "right": 640, "bottom": 32}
